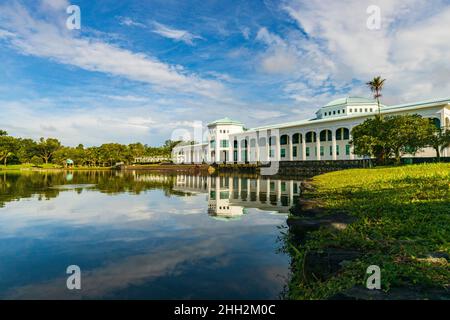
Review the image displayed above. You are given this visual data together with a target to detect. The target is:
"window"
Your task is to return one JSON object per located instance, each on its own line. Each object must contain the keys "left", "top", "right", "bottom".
{"left": 233, "top": 150, "right": 238, "bottom": 161}
{"left": 329, "top": 145, "right": 333, "bottom": 156}
{"left": 293, "top": 146, "right": 297, "bottom": 157}
{"left": 233, "top": 140, "right": 238, "bottom": 148}
{"left": 281, "top": 148, "right": 286, "bottom": 158}
{"left": 306, "top": 147, "right": 310, "bottom": 157}
{"left": 210, "top": 140, "right": 216, "bottom": 148}
{"left": 365, "top": 108, "right": 368, "bottom": 112}
{"left": 349, "top": 108, "right": 352, "bottom": 113}
{"left": 281, "top": 182, "right": 286, "bottom": 192}
{"left": 320, "top": 146, "right": 324, "bottom": 156}
{"left": 346, "top": 144, "right": 351, "bottom": 156}
{"left": 360, "top": 108, "right": 363, "bottom": 112}
{"left": 270, "top": 182, "right": 275, "bottom": 191}
{"left": 370, "top": 108, "right": 373, "bottom": 112}
{"left": 333, "top": 110, "right": 336, "bottom": 115}
{"left": 269, "top": 149, "right": 274, "bottom": 157}
{"left": 338, "top": 110, "right": 341, "bottom": 114}
{"left": 292, "top": 134, "right": 300, "bottom": 144}
{"left": 324, "top": 112, "right": 327, "bottom": 116}
{"left": 342, "top": 109, "right": 345, "bottom": 113}
{"left": 220, "top": 140, "right": 229, "bottom": 148}
{"left": 293, "top": 183, "right": 298, "bottom": 194}
{"left": 280, "top": 135, "right": 288, "bottom": 145}
{"left": 336, "top": 145, "right": 340, "bottom": 156}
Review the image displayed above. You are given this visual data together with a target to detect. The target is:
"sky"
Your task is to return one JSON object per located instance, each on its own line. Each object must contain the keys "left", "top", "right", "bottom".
{"left": 0, "top": 0, "right": 449, "bottom": 146}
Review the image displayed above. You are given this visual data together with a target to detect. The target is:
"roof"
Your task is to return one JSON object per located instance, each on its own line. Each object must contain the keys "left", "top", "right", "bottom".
{"left": 207, "top": 117, "right": 243, "bottom": 127}
{"left": 240, "top": 97, "right": 450, "bottom": 134}
{"left": 324, "top": 96, "right": 377, "bottom": 107}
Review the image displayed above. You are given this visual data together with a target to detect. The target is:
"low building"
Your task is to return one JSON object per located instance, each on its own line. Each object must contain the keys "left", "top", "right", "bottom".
{"left": 172, "top": 97, "right": 450, "bottom": 163}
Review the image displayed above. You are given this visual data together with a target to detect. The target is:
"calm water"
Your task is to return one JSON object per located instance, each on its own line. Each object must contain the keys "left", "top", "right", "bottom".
{"left": 0, "top": 170, "right": 302, "bottom": 299}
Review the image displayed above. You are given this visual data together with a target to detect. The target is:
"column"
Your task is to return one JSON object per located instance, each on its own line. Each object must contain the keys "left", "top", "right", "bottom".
{"left": 289, "top": 134, "right": 293, "bottom": 161}
{"left": 276, "top": 136, "right": 281, "bottom": 162}
{"left": 215, "top": 136, "right": 220, "bottom": 164}
{"left": 266, "top": 178, "right": 270, "bottom": 203}
{"left": 316, "top": 131, "right": 321, "bottom": 161}
{"left": 349, "top": 130, "right": 355, "bottom": 160}
{"left": 332, "top": 129, "right": 337, "bottom": 161}
{"left": 229, "top": 138, "right": 234, "bottom": 163}
{"left": 238, "top": 140, "right": 242, "bottom": 163}
{"left": 301, "top": 133, "right": 306, "bottom": 161}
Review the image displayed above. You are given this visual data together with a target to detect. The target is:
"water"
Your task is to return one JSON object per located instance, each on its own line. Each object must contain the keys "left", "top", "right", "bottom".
{"left": 0, "top": 170, "right": 302, "bottom": 300}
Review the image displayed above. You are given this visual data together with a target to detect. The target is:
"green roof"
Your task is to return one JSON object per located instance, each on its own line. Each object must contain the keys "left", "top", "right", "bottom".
{"left": 324, "top": 96, "right": 377, "bottom": 107}
{"left": 207, "top": 117, "right": 243, "bottom": 127}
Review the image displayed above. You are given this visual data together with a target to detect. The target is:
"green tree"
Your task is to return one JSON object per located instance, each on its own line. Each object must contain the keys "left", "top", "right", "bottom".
{"left": 366, "top": 76, "right": 386, "bottom": 115}
{"left": 35, "top": 137, "right": 62, "bottom": 164}
{"left": 352, "top": 114, "right": 432, "bottom": 164}
{"left": 0, "top": 134, "right": 19, "bottom": 165}
{"left": 426, "top": 125, "right": 450, "bottom": 161}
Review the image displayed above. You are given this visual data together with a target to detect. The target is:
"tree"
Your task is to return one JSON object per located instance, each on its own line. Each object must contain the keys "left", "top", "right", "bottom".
{"left": 0, "top": 134, "right": 19, "bottom": 166}
{"left": 35, "top": 137, "right": 62, "bottom": 164}
{"left": 426, "top": 125, "right": 450, "bottom": 161}
{"left": 352, "top": 114, "right": 432, "bottom": 164}
{"left": 366, "top": 76, "right": 386, "bottom": 115}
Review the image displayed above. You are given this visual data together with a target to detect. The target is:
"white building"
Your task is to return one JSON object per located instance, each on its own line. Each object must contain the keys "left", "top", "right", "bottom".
{"left": 172, "top": 97, "right": 450, "bottom": 164}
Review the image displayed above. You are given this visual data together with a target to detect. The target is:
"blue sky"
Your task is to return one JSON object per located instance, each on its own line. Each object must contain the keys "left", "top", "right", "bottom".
{"left": 1, "top": 0, "right": 449, "bottom": 146}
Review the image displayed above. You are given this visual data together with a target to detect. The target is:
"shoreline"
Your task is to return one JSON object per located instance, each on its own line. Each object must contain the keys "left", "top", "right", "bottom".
{"left": 285, "top": 163, "right": 450, "bottom": 300}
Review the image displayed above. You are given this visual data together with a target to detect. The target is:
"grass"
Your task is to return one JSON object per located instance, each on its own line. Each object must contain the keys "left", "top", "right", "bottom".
{"left": 0, "top": 163, "right": 111, "bottom": 171}
{"left": 286, "top": 163, "right": 450, "bottom": 299}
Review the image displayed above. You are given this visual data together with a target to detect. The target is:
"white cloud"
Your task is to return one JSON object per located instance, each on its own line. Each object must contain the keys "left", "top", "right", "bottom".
{"left": 118, "top": 16, "right": 146, "bottom": 28}
{"left": 281, "top": 0, "right": 450, "bottom": 104}
{"left": 152, "top": 21, "right": 203, "bottom": 45}
{"left": 0, "top": 2, "right": 224, "bottom": 99}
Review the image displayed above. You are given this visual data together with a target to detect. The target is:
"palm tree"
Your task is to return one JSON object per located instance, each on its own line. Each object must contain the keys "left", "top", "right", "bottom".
{"left": 366, "top": 76, "right": 386, "bottom": 115}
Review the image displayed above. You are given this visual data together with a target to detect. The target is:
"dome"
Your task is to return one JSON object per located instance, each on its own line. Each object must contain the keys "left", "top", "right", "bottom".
{"left": 324, "top": 97, "right": 376, "bottom": 107}
{"left": 207, "top": 117, "right": 243, "bottom": 127}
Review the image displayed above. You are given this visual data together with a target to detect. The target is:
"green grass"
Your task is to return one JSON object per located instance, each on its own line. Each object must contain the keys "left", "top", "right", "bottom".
{"left": 286, "top": 163, "right": 450, "bottom": 299}
{"left": 0, "top": 163, "right": 111, "bottom": 171}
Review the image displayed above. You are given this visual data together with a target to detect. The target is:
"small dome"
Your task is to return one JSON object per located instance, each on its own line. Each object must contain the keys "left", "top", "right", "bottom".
{"left": 325, "top": 97, "right": 376, "bottom": 107}
{"left": 207, "top": 117, "right": 243, "bottom": 127}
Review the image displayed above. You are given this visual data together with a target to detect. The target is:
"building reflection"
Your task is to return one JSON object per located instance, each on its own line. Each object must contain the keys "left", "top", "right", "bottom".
{"left": 173, "top": 175, "right": 302, "bottom": 219}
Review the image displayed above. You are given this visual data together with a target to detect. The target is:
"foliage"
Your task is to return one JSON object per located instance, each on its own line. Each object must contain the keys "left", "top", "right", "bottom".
{"left": 286, "top": 164, "right": 450, "bottom": 299}
{"left": 351, "top": 114, "right": 437, "bottom": 164}
{"left": 0, "top": 129, "right": 180, "bottom": 167}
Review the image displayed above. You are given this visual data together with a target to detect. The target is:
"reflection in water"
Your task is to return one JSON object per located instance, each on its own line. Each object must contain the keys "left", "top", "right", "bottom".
{"left": 174, "top": 175, "right": 301, "bottom": 218}
{"left": 0, "top": 171, "right": 304, "bottom": 299}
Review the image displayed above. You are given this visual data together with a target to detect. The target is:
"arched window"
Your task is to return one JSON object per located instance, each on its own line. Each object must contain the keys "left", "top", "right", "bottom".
{"left": 336, "top": 128, "right": 350, "bottom": 140}
{"left": 305, "top": 131, "right": 316, "bottom": 143}
{"left": 292, "top": 133, "right": 300, "bottom": 144}
{"left": 241, "top": 139, "right": 248, "bottom": 148}
{"left": 233, "top": 140, "right": 238, "bottom": 148}
{"left": 250, "top": 138, "right": 256, "bottom": 147}
{"left": 320, "top": 129, "right": 332, "bottom": 142}
{"left": 269, "top": 136, "right": 277, "bottom": 146}
{"left": 280, "top": 135, "right": 289, "bottom": 145}
{"left": 430, "top": 118, "right": 441, "bottom": 129}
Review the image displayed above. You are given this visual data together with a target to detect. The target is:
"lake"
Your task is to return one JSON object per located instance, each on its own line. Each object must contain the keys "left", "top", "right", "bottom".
{"left": 0, "top": 170, "right": 303, "bottom": 299}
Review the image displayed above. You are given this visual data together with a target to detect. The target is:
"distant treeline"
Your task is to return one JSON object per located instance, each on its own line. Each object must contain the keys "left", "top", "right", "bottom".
{"left": 0, "top": 130, "right": 180, "bottom": 166}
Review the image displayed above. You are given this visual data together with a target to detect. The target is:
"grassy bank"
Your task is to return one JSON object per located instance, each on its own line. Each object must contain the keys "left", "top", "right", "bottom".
{"left": 286, "top": 163, "right": 450, "bottom": 299}
{"left": 0, "top": 164, "right": 111, "bottom": 171}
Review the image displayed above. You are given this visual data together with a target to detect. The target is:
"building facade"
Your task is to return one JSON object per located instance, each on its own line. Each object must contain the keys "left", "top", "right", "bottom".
{"left": 172, "top": 97, "right": 450, "bottom": 164}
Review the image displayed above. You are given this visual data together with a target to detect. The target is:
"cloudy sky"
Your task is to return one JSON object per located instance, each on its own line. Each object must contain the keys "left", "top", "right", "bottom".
{"left": 0, "top": 0, "right": 449, "bottom": 146}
